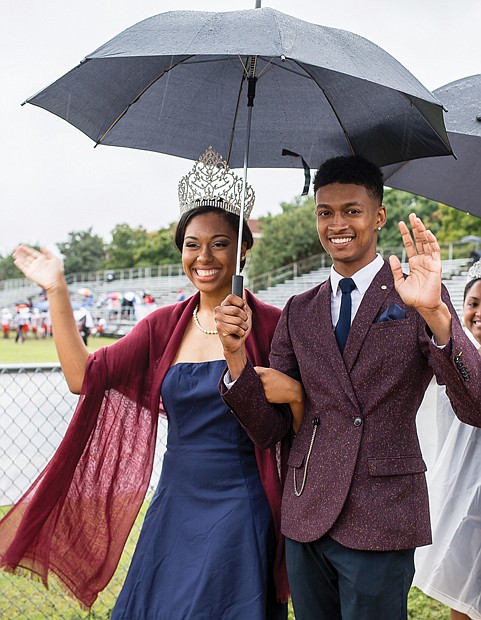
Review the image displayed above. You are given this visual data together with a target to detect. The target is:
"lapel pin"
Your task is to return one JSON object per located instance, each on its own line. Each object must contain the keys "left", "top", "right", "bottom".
{"left": 381, "top": 285, "right": 387, "bottom": 290}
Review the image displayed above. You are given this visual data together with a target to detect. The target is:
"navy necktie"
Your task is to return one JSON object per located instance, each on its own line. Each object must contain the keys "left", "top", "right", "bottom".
{"left": 335, "top": 278, "right": 356, "bottom": 353}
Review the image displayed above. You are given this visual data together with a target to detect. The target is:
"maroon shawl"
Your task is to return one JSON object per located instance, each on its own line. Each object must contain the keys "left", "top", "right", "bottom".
{"left": 0, "top": 291, "right": 289, "bottom": 607}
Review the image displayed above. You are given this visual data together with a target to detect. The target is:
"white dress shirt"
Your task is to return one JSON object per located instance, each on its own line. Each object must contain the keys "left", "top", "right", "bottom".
{"left": 330, "top": 254, "right": 384, "bottom": 327}
{"left": 225, "top": 255, "right": 385, "bottom": 387}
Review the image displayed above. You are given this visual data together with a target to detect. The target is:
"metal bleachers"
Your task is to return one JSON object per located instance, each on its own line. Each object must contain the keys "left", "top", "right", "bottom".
{"left": 0, "top": 258, "right": 471, "bottom": 337}
{"left": 255, "top": 258, "right": 470, "bottom": 320}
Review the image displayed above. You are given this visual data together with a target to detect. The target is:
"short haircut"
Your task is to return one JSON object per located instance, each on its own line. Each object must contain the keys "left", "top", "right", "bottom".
{"left": 464, "top": 277, "right": 481, "bottom": 301}
{"left": 313, "top": 155, "right": 384, "bottom": 204}
{"left": 174, "top": 206, "right": 254, "bottom": 271}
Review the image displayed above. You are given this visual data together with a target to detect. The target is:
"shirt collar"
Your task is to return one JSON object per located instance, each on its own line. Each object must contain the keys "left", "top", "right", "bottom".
{"left": 330, "top": 254, "right": 384, "bottom": 295}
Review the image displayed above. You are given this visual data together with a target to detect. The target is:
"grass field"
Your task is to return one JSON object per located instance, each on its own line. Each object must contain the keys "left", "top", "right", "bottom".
{"left": 0, "top": 334, "right": 118, "bottom": 364}
{"left": 0, "top": 503, "right": 144, "bottom": 619}
{"left": 0, "top": 334, "right": 451, "bottom": 619}
{"left": 0, "top": 495, "right": 449, "bottom": 620}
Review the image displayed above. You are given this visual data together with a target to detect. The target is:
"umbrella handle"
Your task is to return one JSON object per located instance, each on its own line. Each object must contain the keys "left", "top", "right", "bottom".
{"left": 232, "top": 275, "right": 244, "bottom": 298}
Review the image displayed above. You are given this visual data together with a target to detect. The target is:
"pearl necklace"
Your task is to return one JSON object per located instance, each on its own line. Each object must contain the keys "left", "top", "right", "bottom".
{"left": 193, "top": 304, "right": 218, "bottom": 335}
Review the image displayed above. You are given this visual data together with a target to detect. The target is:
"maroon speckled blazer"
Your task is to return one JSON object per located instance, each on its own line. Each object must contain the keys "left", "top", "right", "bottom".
{"left": 222, "top": 262, "right": 481, "bottom": 551}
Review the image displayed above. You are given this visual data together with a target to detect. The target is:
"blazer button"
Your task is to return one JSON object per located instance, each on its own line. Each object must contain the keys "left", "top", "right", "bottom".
{"left": 353, "top": 417, "right": 363, "bottom": 427}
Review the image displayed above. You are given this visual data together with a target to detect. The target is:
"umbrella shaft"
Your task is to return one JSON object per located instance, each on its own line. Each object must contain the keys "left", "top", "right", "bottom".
{"left": 236, "top": 105, "right": 253, "bottom": 276}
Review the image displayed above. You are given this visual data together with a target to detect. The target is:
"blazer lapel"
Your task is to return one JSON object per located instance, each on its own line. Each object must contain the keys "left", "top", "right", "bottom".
{"left": 343, "top": 262, "right": 394, "bottom": 372}
{"left": 314, "top": 278, "right": 362, "bottom": 412}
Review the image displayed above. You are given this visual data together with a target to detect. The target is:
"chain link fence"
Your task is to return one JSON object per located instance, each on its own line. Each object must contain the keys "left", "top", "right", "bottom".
{"left": 0, "top": 364, "right": 167, "bottom": 619}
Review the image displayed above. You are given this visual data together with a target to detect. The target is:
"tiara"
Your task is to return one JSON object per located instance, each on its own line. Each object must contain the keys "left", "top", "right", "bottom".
{"left": 467, "top": 260, "right": 481, "bottom": 282}
{"left": 178, "top": 147, "right": 255, "bottom": 220}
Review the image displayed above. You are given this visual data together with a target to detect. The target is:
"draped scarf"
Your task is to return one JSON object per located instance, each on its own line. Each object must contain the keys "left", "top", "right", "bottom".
{"left": 0, "top": 291, "right": 289, "bottom": 607}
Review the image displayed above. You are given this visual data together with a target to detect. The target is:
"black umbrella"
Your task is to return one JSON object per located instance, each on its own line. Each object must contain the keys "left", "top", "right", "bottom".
{"left": 23, "top": 7, "right": 453, "bottom": 292}
{"left": 383, "top": 74, "right": 481, "bottom": 218}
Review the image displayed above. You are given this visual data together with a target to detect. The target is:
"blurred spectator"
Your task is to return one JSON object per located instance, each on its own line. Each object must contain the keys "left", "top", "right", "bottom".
{"left": 30, "top": 308, "right": 42, "bottom": 339}
{"left": 121, "top": 295, "right": 135, "bottom": 319}
{"left": 469, "top": 248, "right": 481, "bottom": 265}
{"left": 177, "top": 288, "right": 185, "bottom": 302}
{"left": 1, "top": 307, "right": 12, "bottom": 339}
{"left": 107, "top": 296, "right": 121, "bottom": 320}
{"left": 14, "top": 308, "right": 30, "bottom": 343}
{"left": 94, "top": 317, "right": 107, "bottom": 337}
{"left": 74, "top": 308, "right": 94, "bottom": 346}
{"left": 41, "top": 313, "right": 51, "bottom": 338}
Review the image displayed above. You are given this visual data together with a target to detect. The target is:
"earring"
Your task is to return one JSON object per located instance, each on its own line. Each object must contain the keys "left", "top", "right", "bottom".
{"left": 377, "top": 227, "right": 382, "bottom": 231}
{"left": 241, "top": 255, "right": 246, "bottom": 260}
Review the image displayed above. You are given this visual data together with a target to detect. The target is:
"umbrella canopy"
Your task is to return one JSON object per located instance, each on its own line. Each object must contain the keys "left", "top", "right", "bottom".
{"left": 383, "top": 74, "right": 481, "bottom": 218}
{"left": 31, "top": 300, "right": 81, "bottom": 311}
{"left": 32, "top": 300, "right": 50, "bottom": 312}
{"left": 78, "top": 287, "right": 93, "bottom": 297}
{"left": 25, "top": 8, "right": 452, "bottom": 170}
{"left": 123, "top": 291, "right": 141, "bottom": 303}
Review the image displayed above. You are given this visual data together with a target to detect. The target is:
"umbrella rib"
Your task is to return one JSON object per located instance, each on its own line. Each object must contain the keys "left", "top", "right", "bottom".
{"left": 383, "top": 158, "right": 413, "bottom": 184}
{"left": 265, "top": 60, "right": 313, "bottom": 80}
{"left": 95, "top": 55, "right": 195, "bottom": 146}
{"left": 295, "top": 61, "right": 356, "bottom": 156}
{"left": 237, "top": 54, "right": 249, "bottom": 76}
{"left": 226, "top": 71, "right": 247, "bottom": 165}
{"left": 296, "top": 62, "right": 451, "bottom": 159}
{"left": 227, "top": 55, "right": 260, "bottom": 165}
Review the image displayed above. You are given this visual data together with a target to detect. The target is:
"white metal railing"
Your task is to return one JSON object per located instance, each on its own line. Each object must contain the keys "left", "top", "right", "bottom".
{"left": 1, "top": 263, "right": 185, "bottom": 291}
{"left": 0, "top": 242, "right": 473, "bottom": 299}
{"left": 248, "top": 243, "right": 471, "bottom": 293}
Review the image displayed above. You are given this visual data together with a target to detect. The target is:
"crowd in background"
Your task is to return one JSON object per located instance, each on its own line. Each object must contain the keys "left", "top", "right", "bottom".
{"left": 1, "top": 287, "right": 161, "bottom": 345}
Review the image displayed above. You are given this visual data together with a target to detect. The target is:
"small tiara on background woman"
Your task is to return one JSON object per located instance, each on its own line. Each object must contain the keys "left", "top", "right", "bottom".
{"left": 467, "top": 260, "right": 481, "bottom": 282}
{"left": 178, "top": 147, "right": 255, "bottom": 220}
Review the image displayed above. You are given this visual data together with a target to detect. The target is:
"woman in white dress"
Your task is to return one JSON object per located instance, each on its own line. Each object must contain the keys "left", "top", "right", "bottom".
{"left": 414, "top": 264, "right": 481, "bottom": 620}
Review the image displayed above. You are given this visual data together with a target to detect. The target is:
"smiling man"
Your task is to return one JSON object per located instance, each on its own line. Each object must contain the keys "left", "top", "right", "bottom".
{"left": 215, "top": 155, "right": 481, "bottom": 620}
{"left": 315, "top": 160, "right": 386, "bottom": 277}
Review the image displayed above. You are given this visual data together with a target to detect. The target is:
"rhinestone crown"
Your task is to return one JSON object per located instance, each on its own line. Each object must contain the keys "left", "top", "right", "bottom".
{"left": 467, "top": 260, "right": 481, "bottom": 282}
{"left": 178, "top": 147, "right": 255, "bottom": 220}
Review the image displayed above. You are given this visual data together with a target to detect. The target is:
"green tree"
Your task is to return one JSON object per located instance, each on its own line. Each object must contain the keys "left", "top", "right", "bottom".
{"left": 248, "top": 189, "right": 445, "bottom": 278}
{"left": 106, "top": 223, "right": 180, "bottom": 268}
{"left": 58, "top": 228, "right": 106, "bottom": 275}
{"left": 134, "top": 224, "right": 180, "bottom": 266}
{"left": 249, "top": 197, "right": 321, "bottom": 277}
{"left": 379, "top": 189, "right": 441, "bottom": 250}
{"left": 434, "top": 203, "right": 481, "bottom": 243}
{"left": 0, "top": 254, "right": 21, "bottom": 281}
{"left": 106, "top": 224, "right": 151, "bottom": 269}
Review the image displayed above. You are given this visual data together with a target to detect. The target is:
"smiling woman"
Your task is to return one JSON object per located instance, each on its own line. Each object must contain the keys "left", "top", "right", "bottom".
{"left": 176, "top": 208, "right": 252, "bottom": 304}
{"left": 463, "top": 278, "right": 481, "bottom": 343}
{"left": 0, "top": 147, "right": 298, "bottom": 619}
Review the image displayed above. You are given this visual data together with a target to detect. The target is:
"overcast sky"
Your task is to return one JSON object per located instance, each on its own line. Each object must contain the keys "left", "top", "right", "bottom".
{"left": 1, "top": 0, "right": 480, "bottom": 256}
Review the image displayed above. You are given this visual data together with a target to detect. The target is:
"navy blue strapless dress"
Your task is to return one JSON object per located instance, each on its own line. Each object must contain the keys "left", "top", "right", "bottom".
{"left": 112, "top": 360, "right": 286, "bottom": 620}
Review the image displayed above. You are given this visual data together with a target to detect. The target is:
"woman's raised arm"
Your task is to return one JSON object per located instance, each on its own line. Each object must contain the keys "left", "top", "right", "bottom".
{"left": 12, "top": 245, "right": 89, "bottom": 393}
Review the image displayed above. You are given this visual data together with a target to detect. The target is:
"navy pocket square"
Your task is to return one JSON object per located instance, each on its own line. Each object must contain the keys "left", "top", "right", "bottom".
{"left": 377, "top": 303, "right": 407, "bottom": 322}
